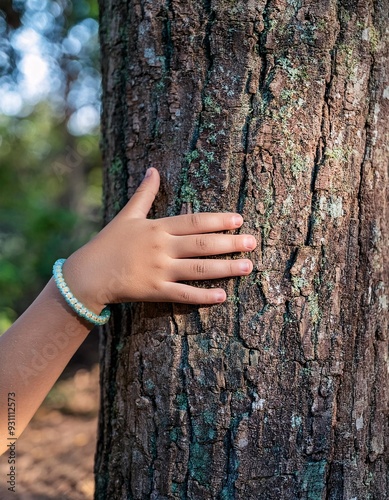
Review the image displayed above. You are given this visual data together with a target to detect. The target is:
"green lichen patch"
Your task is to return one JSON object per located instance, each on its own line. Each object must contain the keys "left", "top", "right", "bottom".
{"left": 144, "top": 379, "right": 155, "bottom": 391}
{"left": 108, "top": 155, "right": 128, "bottom": 217}
{"left": 109, "top": 156, "right": 123, "bottom": 175}
{"left": 196, "top": 336, "right": 211, "bottom": 352}
{"left": 290, "top": 153, "right": 309, "bottom": 178}
{"left": 292, "top": 276, "right": 309, "bottom": 294}
{"left": 175, "top": 393, "right": 188, "bottom": 411}
{"left": 170, "top": 427, "right": 181, "bottom": 443}
{"left": 281, "top": 193, "right": 294, "bottom": 216}
{"left": 227, "top": 294, "right": 241, "bottom": 308}
{"left": 361, "top": 25, "right": 380, "bottom": 53}
{"left": 185, "top": 149, "right": 200, "bottom": 164}
{"left": 193, "top": 421, "right": 217, "bottom": 442}
{"left": 280, "top": 88, "right": 297, "bottom": 101}
{"left": 278, "top": 57, "right": 309, "bottom": 83}
{"left": 307, "top": 293, "right": 321, "bottom": 325}
{"left": 338, "top": 43, "right": 357, "bottom": 78}
{"left": 324, "top": 146, "right": 352, "bottom": 163}
{"left": 150, "top": 432, "right": 157, "bottom": 458}
{"left": 203, "top": 409, "right": 216, "bottom": 425}
{"left": 291, "top": 414, "right": 302, "bottom": 429}
{"left": 203, "top": 95, "right": 222, "bottom": 114}
{"left": 177, "top": 159, "right": 201, "bottom": 212}
{"left": 327, "top": 196, "right": 344, "bottom": 218}
{"left": 177, "top": 146, "right": 218, "bottom": 211}
{"left": 193, "top": 150, "right": 215, "bottom": 180}
{"left": 299, "top": 459, "right": 327, "bottom": 500}
{"left": 283, "top": 140, "right": 310, "bottom": 179}
{"left": 189, "top": 442, "right": 212, "bottom": 486}
{"left": 179, "top": 183, "right": 201, "bottom": 212}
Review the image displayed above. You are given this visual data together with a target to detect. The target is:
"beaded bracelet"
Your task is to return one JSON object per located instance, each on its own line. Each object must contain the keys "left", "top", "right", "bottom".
{"left": 52, "top": 259, "right": 111, "bottom": 326}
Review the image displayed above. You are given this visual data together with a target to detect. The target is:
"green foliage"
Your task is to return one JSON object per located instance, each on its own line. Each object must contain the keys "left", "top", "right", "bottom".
{"left": 0, "top": 108, "right": 102, "bottom": 332}
{"left": 0, "top": 1, "right": 102, "bottom": 333}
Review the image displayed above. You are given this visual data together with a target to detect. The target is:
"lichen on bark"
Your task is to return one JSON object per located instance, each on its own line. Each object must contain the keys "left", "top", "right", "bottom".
{"left": 95, "top": 0, "right": 388, "bottom": 498}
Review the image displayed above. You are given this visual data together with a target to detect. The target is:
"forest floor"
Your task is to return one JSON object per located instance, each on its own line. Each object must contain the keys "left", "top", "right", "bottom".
{"left": 0, "top": 364, "right": 99, "bottom": 500}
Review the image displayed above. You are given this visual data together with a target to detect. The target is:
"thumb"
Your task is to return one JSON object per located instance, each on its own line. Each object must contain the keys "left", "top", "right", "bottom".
{"left": 123, "top": 167, "right": 160, "bottom": 218}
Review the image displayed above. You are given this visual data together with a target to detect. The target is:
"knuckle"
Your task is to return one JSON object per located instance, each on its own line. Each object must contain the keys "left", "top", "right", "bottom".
{"left": 134, "top": 185, "right": 146, "bottom": 195}
{"left": 192, "top": 262, "right": 207, "bottom": 275}
{"left": 224, "top": 214, "right": 233, "bottom": 227}
{"left": 181, "top": 291, "right": 191, "bottom": 302}
{"left": 196, "top": 236, "right": 208, "bottom": 251}
{"left": 190, "top": 213, "right": 202, "bottom": 229}
{"left": 151, "top": 254, "right": 165, "bottom": 271}
{"left": 233, "top": 237, "right": 241, "bottom": 252}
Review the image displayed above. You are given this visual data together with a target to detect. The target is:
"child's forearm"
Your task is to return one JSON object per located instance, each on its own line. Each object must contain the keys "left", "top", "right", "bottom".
{"left": 0, "top": 278, "right": 93, "bottom": 455}
{"left": 0, "top": 167, "right": 257, "bottom": 456}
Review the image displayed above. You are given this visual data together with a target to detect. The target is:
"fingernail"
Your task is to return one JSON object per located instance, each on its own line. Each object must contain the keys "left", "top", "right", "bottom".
{"left": 144, "top": 168, "right": 153, "bottom": 178}
{"left": 240, "top": 261, "right": 251, "bottom": 273}
{"left": 244, "top": 236, "right": 256, "bottom": 250}
{"left": 215, "top": 290, "right": 226, "bottom": 302}
{"left": 233, "top": 215, "right": 243, "bottom": 227}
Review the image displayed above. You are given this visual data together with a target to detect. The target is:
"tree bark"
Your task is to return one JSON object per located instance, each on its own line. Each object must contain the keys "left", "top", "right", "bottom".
{"left": 95, "top": 0, "right": 388, "bottom": 498}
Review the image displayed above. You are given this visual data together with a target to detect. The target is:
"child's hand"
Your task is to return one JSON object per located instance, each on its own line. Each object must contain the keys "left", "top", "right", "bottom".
{"left": 63, "top": 168, "right": 257, "bottom": 311}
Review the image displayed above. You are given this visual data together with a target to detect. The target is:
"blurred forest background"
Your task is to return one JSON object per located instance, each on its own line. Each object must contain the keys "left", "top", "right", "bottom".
{"left": 0, "top": 0, "right": 102, "bottom": 334}
{"left": 0, "top": 1, "right": 102, "bottom": 497}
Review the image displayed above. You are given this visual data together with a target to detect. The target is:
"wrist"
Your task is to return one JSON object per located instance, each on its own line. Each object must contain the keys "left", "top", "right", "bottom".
{"left": 52, "top": 257, "right": 111, "bottom": 325}
{"left": 61, "top": 251, "right": 108, "bottom": 315}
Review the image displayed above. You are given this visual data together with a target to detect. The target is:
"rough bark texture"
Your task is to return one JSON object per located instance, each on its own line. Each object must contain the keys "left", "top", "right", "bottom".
{"left": 95, "top": 1, "right": 388, "bottom": 498}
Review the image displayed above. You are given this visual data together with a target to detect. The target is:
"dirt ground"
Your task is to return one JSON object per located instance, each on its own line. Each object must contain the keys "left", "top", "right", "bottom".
{"left": 0, "top": 364, "right": 100, "bottom": 500}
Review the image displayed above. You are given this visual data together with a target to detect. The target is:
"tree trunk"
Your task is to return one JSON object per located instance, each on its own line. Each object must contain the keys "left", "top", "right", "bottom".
{"left": 95, "top": 0, "right": 388, "bottom": 498}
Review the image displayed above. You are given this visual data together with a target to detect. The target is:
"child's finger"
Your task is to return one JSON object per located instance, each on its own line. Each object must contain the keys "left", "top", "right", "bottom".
{"left": 122, "top": 167, "right": 160, "bottom": 219}
{"left": 162, "top": 212, "right": 244, "bottom": 236}
{"left": 161, "top": 282, "right": 227, "bottom": 304}
{"left": 171, "top": 258, "right": 253, "bottom": 281}
{"left": 171, "top": 233, "right": 257, "bottom": 258}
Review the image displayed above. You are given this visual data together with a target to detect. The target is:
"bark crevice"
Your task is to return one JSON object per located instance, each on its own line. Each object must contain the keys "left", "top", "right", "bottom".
{"left": 96, "top": 0, "right": 389, "bottom": 497}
